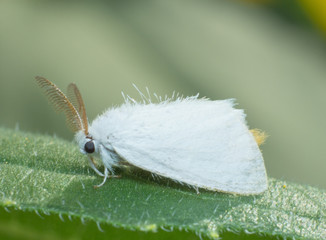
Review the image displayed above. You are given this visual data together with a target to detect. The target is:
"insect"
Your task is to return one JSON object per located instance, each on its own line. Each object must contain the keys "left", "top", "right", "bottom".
{"left": 36, "top": 76, "right": 268, "bottom": 195}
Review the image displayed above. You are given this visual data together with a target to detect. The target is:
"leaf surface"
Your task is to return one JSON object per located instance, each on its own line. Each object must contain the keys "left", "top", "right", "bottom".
{"left": 0, "top": 127, "right": 325, "bottom": 239}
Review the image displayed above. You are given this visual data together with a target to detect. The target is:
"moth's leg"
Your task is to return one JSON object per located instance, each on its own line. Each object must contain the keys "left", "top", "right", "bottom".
{"left": 88, "top": 156, "right": 104, "bottom": 177}
{"left": 93, "top": 168, "right": 122, "bottom": 189}
{"left": 94, "top": 167, "right": 109, "bottom": 189}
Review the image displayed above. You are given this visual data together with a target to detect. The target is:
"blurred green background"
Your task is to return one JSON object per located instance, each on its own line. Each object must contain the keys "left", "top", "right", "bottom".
{"left": 1, "top": 0, "right": 326, "bottom": 193}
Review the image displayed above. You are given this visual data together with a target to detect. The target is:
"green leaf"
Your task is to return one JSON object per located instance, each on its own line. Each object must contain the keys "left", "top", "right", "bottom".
{"left": 0, "top": 127, "right": 325, "bottom": 240}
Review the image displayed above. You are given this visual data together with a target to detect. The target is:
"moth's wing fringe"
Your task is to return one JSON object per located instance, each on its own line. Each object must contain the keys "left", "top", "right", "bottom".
{"left": 149, "top": 170, "right": 251, "bottom": 194}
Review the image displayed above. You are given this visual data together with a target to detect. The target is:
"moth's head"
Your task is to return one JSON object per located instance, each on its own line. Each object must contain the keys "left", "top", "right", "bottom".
{"left": 75, "top": 130, "right": 99, "bottom": 155}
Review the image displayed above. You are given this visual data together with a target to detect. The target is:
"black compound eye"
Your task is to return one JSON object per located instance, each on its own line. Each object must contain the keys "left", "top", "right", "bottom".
{"left": 84, "top": 141, "right": 95, "bottom": 154}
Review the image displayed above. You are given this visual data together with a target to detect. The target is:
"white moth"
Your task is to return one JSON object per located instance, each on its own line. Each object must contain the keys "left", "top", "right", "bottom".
{"left": 36, "top": 76, "right": 268, "bottom": 195}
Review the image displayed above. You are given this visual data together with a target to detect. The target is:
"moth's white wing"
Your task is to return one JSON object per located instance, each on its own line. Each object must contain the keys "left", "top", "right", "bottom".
{"left": 91, "top": 98, "right": 267, "bottom": 194}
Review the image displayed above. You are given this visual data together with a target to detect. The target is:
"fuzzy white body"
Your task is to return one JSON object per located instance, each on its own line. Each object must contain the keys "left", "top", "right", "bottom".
{"left": 76, "top": 97, "right": 267, "bottom": 194}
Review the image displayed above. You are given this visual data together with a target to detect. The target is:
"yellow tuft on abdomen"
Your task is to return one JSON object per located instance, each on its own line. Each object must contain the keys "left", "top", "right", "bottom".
{"left": 250, "top": 129, "right": 267, "bottom": 146}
